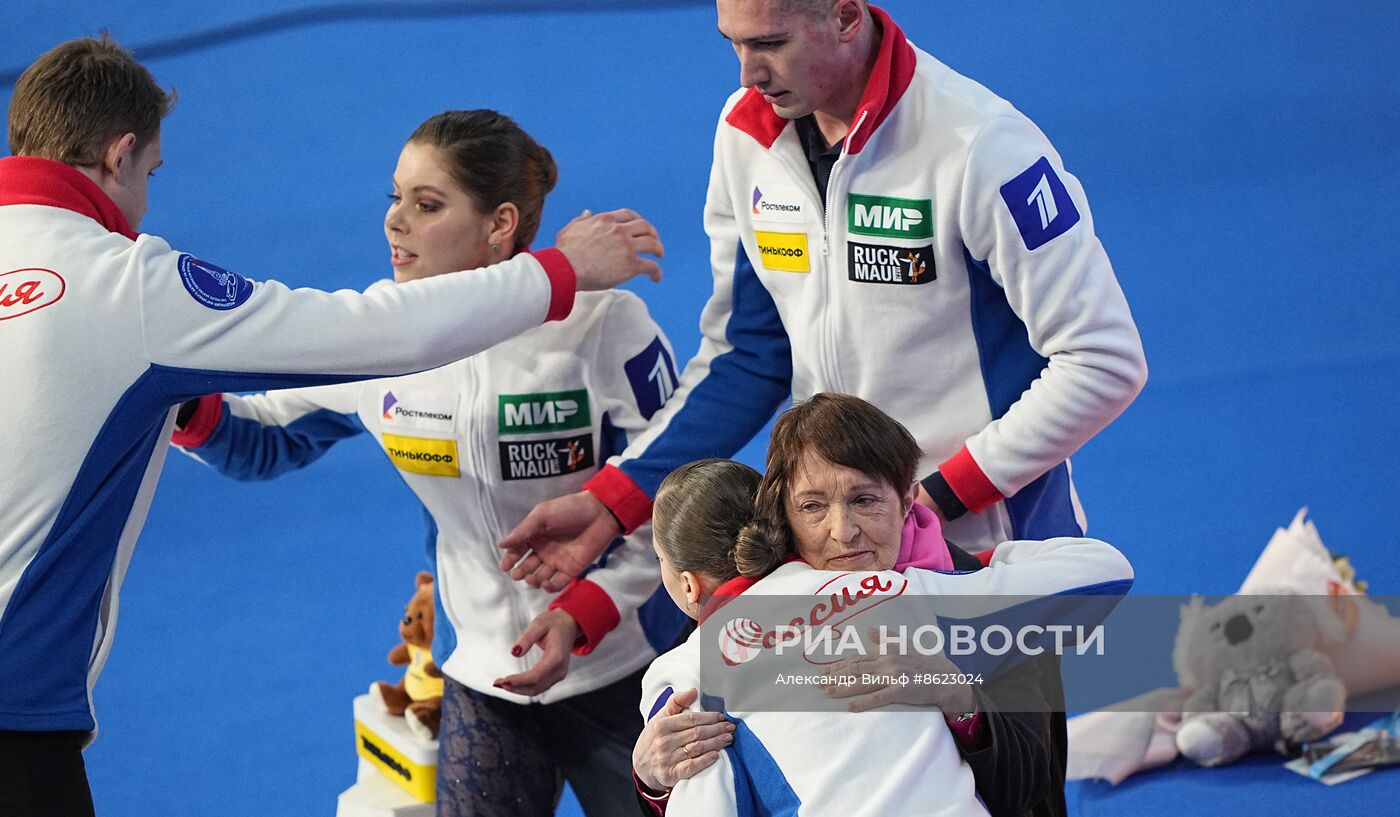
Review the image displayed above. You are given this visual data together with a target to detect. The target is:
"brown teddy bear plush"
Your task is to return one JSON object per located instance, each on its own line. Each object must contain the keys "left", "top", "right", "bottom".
{"left": 368, "top": 571, "right": 444, "bottom": 740}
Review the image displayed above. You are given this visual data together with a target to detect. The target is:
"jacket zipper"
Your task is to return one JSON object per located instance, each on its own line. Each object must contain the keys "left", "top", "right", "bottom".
{"left": 818, "top": 110, "right": 868, "bottom": 393}
{"left": 822, "top": 110, "right": 868, "bottom": 257}
{"left": 468, "top": 357, "right": 532, "bottom": 685}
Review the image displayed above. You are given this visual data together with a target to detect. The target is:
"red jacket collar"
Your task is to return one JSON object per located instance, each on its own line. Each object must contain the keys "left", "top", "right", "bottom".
{"left": 698, "top": 574, "right": 760, "bottom": 625}
{"left": 697, "top": 554, "right": 807, "bottom": 625}
{"left": 0, "top": 156, "right": 138, "bottom": 239}
{"left": 724, "top": 5, "right": 916, "bottom": 155}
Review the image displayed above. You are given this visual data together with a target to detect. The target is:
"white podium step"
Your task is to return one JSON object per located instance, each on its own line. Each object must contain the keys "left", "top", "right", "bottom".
{"left": 336, "top": 694, "right": 438, "bottom": 816}
{"left": 336, "top": 760, "right": 435, "bottom": 817}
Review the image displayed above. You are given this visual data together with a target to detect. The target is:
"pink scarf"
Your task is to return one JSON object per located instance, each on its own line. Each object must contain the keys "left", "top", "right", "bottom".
{"left": 895, "top": 502, "right": 954, "bottom": 572}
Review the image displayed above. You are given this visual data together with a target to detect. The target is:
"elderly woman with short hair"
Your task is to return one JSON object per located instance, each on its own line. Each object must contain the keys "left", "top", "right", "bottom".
{"left": 633, "top": 393, "right": 1133, "bottom": 817}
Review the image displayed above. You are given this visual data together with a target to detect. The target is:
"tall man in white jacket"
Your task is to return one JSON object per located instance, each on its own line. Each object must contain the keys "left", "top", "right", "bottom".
{"left": 0, "top": 35, "right": 662, "bottom": 816}
{"left": 502, "top": 0, "right": 1148, "bottom": 592}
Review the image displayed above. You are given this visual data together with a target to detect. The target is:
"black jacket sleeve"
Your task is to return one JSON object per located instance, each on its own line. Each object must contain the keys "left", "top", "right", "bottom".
{"left": 948, "top": 544, "right": 1069, "bottom": 817}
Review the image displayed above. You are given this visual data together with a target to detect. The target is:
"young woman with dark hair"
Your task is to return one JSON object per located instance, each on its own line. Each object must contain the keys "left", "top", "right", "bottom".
{"left": 173, "top": 110, "right": 685, "bottom": 816}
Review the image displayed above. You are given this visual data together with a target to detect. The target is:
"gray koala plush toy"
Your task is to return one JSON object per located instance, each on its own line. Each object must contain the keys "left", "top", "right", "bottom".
{"left": 1172, "top": 589, "right": 1347, "bottom": 766}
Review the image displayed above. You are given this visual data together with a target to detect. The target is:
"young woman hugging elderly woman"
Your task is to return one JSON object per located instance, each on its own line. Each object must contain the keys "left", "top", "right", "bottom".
{"left": 634, "top": 393, "right": 1134, "bottom": 817}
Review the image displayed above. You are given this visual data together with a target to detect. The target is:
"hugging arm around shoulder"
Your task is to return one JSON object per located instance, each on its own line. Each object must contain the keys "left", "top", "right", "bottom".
{"left": 942, "top": 542, "right": 1072, "bottom": 817}
{"left": 961, "top": 658, "right": 1067, "bottom": 817}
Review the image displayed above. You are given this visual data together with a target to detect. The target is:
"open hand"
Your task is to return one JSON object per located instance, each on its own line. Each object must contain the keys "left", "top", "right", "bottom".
{"left": 498, "top": 491, "right": 621, "bottom": 591}
{"left": 556, "top": 208, "right": 664, "bottom": 290}
{"left": 493, "top": 609, "right": 582, "bottom": 697}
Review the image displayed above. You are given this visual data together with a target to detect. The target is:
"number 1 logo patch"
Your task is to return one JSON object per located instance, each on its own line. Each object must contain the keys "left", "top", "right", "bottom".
{"left": 624, "top": 337, "right": 678, "bottom": 420}
{"left": 999, "top": 157, "right": 1081, "bottom": 251}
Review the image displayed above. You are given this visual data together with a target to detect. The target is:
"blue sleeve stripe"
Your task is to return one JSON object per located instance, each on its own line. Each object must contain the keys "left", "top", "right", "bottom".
{"left": 198, "top": 403, "right": 362, "bottom": 481}
{"left": 647, "top": 686, "right": 675, "bottom": 720}
{"left": 963, "top": 246, "right": 1048, "bottom": 421}
{"left": 0, "top": 361, "right": 376, "bottom": 729}
{"left": 0, "top": 368, "right": 173, "bottom": 729}
{"left": 1004, "top": 462, "right": 1083, "bottom": 539}
{"left": 637, "top": 587, "right": 690, "bottom": 653}
{"left": 620, "top": 243, "right": 792, "bottom": 496}
{"left": 964, "top": 248, "right": 1087, "bottom": 540}
{"left": 420, "top": 506, "right": 458, "bottom": 663}
{"left": 728, "top": 716, "right": 801, "bottom": 817}
{"left": 598, "top": 411, "right": 628, "bottom": 464}
{"left": 152, "top": 362, "right": 378, "bottom": 402}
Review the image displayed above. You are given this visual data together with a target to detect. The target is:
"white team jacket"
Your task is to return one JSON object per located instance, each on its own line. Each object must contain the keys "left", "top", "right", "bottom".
{"left": 643, "top": 538, "right": 1134, "bottom": 816}
{"left": 175, "top": 289, "right": 687, "bottom": 704}
{"left": 588, "top": 7, "right": 1148, "bottom": 554}
{"left": 0, "top": 156, "right": 575, "bottom": 731}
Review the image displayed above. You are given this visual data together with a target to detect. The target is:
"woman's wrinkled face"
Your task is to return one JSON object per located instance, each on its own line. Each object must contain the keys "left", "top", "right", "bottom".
{"left": 383, "top": 141, "right": 495, "bottom": 283}
{"left": 785, "top": 452, "right": 913, "bottom": 572}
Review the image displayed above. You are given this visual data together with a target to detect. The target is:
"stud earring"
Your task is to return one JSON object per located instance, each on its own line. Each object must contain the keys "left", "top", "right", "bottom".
{"left": 491, "top": 243, "right": 501, "bottom": 253}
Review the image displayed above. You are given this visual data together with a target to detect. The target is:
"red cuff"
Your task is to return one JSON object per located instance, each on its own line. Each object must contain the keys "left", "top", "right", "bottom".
{"left": 170, "top": 394, "right": 223, "bottom": 448}
{"left": 583, "top": 464, "right": 653, "bottom": 535}
{"left": 529, "top": 248, "right": 575, "bottom": 322}
{"left": 938, "top": 447, "right": 1004, "bottom": 514}
{"left": 548, "top": 578, "right": 620, "bottom": 656}
{"left": 946, "top": 712, "right": 989, "bottom": 750}
{"left": 632, "top": 770, "right": 670, "bottom": 815}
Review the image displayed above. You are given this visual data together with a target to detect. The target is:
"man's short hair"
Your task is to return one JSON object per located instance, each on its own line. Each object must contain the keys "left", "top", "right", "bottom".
{"left": 8, "top": 34, "right": 175, "bottom": 165}
{"left": 781, "top": 0, "right": 840, "bottom": 18}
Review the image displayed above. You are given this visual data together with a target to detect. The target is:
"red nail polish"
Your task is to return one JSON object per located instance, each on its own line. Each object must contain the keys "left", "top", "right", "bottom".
{"left": 511, "top": 646, "right": 523, "bottom": 657}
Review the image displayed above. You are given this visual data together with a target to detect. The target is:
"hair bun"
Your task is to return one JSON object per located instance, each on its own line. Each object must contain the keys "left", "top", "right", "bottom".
{"left": 734, "top": 517, "right": 789, "bottom": 578}
{"left": 534, "top": 145, "right": 559, "bottom": 195}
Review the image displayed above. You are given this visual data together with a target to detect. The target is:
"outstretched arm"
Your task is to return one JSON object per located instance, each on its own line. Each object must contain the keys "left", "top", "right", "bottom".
{"left": 500, "top": 126, "right": 791, "bottom": 588}
{"left": 172, "top": 385, "right": 362, "bottom": 480}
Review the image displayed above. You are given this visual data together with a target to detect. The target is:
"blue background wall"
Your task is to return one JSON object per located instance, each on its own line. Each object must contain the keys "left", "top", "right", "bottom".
{"left": 4, "top": 1, "right": 1399, "bottom": 814}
